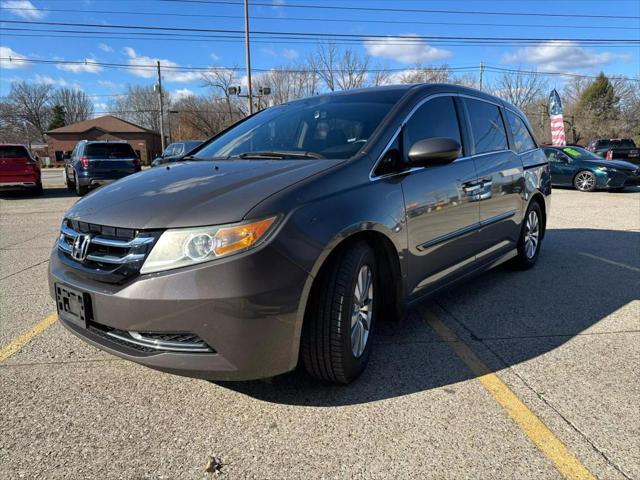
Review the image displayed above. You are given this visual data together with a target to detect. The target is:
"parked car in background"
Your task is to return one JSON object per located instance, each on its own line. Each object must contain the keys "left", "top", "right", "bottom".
{"left": 151, "top": 141, "right": 203, "bottom": 167}
{"left": 64, "top": 140, "right": 141, "bottom": 196}
{"left": 50, "top": 84, "right": 550, "bottom": 384}
{"left": 543, "top": 146, "right": 640, "bottom": 192}
{"left": 0, "top": 144, "right": 43, "bottom": 195}
{"left": 586, "top": 138, "right": 638, "bottom": 161}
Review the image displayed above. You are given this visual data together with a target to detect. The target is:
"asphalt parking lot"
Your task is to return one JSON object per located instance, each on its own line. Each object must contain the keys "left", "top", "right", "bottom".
{"left": 1, "top": 170, "right": 638, "bottom": 479}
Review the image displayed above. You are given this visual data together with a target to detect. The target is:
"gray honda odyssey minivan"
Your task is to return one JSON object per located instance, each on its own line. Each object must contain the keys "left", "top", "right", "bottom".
{"left": 49, "top": 84, "right": 550, "bottom": 384}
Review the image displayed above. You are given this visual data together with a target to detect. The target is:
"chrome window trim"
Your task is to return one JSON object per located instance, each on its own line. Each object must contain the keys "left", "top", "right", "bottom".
{"left": 369, "top": 92, "right": 514, "bottom": 181}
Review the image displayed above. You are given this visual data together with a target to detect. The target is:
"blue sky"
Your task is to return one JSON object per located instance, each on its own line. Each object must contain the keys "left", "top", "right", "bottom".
{"left": 1, "top": 0, "right": 638, "bottom": 111}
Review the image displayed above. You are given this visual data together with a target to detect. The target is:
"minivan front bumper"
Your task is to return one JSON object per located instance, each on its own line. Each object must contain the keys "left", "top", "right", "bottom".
{"left": 48, "top": 244, "right": 310, "bottom": 381}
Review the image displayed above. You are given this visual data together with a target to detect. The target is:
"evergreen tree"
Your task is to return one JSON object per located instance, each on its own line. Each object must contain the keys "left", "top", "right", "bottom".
{"left": 48, "top": 104, "right": 66, "bottom": 130}
{"left": 578, "top": 72, "right": 619, "bottom": 122}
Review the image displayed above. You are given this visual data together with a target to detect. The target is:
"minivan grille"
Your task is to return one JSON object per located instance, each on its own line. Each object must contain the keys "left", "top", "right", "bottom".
{"left": 57, "top": 219, "right": 160, "bottom": 283}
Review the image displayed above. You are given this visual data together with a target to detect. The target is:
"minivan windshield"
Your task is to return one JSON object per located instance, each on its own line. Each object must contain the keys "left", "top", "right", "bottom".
{"left": 194, "top": 90, "right": 405, "bottom": 160}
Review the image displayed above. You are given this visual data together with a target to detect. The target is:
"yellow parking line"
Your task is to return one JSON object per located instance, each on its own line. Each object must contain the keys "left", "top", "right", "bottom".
{"left": 0, "top": 313, "right": 57, "bottom": 363}
{"left": 578, "top": 252, "right": 640, "bottom": 273}
{"left": 424, "top": 308, "right": 596, "bottom": 480}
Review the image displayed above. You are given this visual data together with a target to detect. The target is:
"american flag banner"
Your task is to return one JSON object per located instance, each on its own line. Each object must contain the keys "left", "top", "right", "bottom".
{"left": 548, "top": 89, "right": 566, "bottom": 146}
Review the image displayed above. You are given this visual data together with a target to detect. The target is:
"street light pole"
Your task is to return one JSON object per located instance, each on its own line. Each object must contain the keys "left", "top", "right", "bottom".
{"left": 156, "top": 60, "right": 166, "bottom": 150}
{"left": 243, "top": 0, "right": 253, "bottom": 115}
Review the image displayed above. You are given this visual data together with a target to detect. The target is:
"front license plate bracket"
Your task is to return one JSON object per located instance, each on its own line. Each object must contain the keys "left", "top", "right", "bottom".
{"left": 55, "top": 284, "right": 92, "bottom": 328}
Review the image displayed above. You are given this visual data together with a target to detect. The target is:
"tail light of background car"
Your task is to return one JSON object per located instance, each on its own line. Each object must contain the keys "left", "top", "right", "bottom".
{"left": 606, "top": 150, "right": 613, "bottom": 161}
{"left": 79, "top": 156, "right": 90, "bottom": 168}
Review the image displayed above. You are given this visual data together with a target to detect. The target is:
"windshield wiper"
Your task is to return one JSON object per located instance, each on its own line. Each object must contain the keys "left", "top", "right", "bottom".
{"left": 235, "top": 150, "right": 325, "bottom": 160}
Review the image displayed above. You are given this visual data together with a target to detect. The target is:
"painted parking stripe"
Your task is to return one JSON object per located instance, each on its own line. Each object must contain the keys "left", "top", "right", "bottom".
{"left": 423, "top": 308, "right": 596, "bottom": 480}
{"left": 0, "top": 313, "right": 57, "bottom": 363}
{"left": 578, "top": 252, "right": 640, "bottom": 273}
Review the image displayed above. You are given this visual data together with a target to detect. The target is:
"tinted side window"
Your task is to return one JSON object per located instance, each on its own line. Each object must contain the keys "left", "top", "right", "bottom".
{"left": 465, "top": 98, "right": 508, "bottom": 154}
{"left": 506, "top": 111, "right": 536, "bottom": 153}
{"left": 404, "top": 96, "right": 462, "bottom": 154}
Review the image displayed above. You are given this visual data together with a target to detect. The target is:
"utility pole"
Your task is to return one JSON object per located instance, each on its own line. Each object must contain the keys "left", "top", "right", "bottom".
{"left": 243, "top": 0, "right": 253, "bottom": 115}
{"left": 156, "top": 60, "right": 166, "bottom": 150}
{"left": 479, "top": 61, "right": 484, "bottom": 91}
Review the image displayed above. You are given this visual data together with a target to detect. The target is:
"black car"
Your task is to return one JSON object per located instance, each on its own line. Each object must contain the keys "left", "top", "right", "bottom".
{"left": 586, "top": 138, "right": 637, "bottom": 158}
{"left": 544, "top": 145, "right": 640, "bottom": 191}
{"left": 50, "top": 84, "right": 550, "bottom": 384}
{"left": 64, "top": 140, "right": 141, "bottom": 196}
{"left": 151, "top": 141, "right": 203, "bottom": 167}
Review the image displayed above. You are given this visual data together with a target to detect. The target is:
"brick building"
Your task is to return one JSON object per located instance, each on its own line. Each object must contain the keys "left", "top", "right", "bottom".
{"left": 46, "top": 115, "right": 162, "bottom": 165}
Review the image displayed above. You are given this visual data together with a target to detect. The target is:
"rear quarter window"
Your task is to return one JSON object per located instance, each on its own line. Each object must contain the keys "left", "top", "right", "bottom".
{"left": 0, "top": 146, "right": 30, "bottom": 158}
{"left": 85, "top": 143, "right": 136, "bottom": 158}
{"left": 506, "top": 111, "right": 537, "bottom": 153}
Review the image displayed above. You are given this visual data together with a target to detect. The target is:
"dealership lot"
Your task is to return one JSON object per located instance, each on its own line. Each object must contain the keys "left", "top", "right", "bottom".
{"left": 1, "top": 173, "right": 638, "bottom": 479}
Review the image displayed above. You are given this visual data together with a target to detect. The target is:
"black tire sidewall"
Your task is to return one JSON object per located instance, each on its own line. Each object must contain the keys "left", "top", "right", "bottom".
{"left": 515, "top": 202, "right": 543, "bottom": 269}
{"left": 339, "top": 245, "right": 378, "bottom": 381}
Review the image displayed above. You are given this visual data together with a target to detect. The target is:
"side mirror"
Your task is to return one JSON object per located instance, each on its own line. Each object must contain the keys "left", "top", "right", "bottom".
{"left": 408, "top": 137, "right": 461, "bottom": 166}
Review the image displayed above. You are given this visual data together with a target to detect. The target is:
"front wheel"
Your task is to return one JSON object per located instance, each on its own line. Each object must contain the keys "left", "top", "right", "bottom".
{"left": 574, "top": 170, "right": 597, "bottom": 192}
{"left": 301, "top": 242, "right": 378, "bottom": 384}
{"left": 511, "top": 201, "right": 543, "bottom": 270}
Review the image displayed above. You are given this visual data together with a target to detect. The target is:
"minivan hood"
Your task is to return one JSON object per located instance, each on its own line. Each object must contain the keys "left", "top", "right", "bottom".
{"left": 66, "top": 159, "right": 341, "bottom": 229}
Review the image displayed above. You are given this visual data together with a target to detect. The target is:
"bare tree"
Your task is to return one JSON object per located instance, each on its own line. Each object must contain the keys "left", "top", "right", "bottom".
{"left": 309, "top": 43, "right": 371, "bottom": 92}
{"left": 309, "top": 43, "right": 339, "bottom": 92}
{"left": 50, "top": 88, "right": 94, "bottom": 124}
{"left": 171, "top": 94, "right": 239, "bottom": 139}
{"left": 335, "top": 49, "right": 369, "bottom": 90}
{"left": 7, "top": 81, "right": 53, "bottom": 140}
{"left": 492, "top": 69, "right": 549, "bottom": 109}
{"left": 201, "top": 67, "right": 242, "bottom": 119}
{"left": 395, "top": 65, "right": 452, "bottom": 84}
{"left": 252, "top": 65, "right": 318, "bottom": 106}
{"left": 109, "top": 84, "right": 165, "bottom": 132}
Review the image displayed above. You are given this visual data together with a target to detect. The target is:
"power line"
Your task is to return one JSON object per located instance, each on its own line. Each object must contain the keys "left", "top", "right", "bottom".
{"left": 158, "top": 0, "right": 640, "bottom": 20}
{"left": 2, "top": 20, "right": 638, "bottom": 44}
{"left": 1, "top": 6, "right": 638, "bottom": 30}
{"left": 2, "top": 56, "right": 638, "bottom": 82}
{"left": 3, "top": 28, "right": 635, "bottom": 49}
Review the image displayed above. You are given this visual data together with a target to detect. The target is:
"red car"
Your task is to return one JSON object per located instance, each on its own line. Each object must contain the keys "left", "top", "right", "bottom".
{"left": 0, "top": 144, "right": 43, "bottom": 195}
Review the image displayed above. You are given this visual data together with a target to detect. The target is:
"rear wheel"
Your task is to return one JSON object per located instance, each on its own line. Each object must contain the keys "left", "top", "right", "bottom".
{"left": 65, "top": 169, "right": 75, "bottom": 191}
{"left": 301, "top": 241, "right": 378, "bottom": 384}
{"left": 511, "top": 201, "right": 543, "bottom": 270}
{"left": 574, "top": 170, "right": 597, "bottom": 192}
{"left": 74, "top": 173, "right": 88, "bottom": 196}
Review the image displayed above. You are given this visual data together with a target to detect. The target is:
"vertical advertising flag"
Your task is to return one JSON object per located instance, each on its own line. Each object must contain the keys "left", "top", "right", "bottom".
{"left": 548, "top": 89, "right": 566, "bottom": 146}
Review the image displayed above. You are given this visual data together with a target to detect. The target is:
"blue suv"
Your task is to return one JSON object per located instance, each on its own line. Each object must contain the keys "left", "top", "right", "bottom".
{"left": 64, "top": 140, "right": 141, "bottom": 196}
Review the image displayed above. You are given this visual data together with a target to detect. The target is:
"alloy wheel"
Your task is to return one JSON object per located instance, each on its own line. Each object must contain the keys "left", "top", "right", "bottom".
{"left": 524, "top": 210, "right": 540, "bottom": 259}
{"left": 575, "top": 172, "right": 595, "bottom": 191}
{"left": 351, "top": 264, "right": 373, "bottom": 358}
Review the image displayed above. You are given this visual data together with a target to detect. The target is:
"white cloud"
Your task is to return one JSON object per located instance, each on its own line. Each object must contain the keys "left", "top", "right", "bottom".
{"left": 124, "top": 47, "right": 201, "bottom": 83}
{"left": 364, "top": 35, "right": 451, "bottom": 65}
{"left": 503, "top": 41, "right": 629, "bottom": 72}
{"left": 172, "top": 88, "right": 194, "bottom": 101}
{"left": 282, "top": 48, "right": 299, "bottom": 60}
{"left": 0, "top": 46, "right": 30, "bottom": 69}
{"left": 98, "top": 43, "right": 114, "bottom": 53}
{"left": 34, "top": 74, "right": 68, "bottom": 87}
{"left": 1, "top": 0, "right": 47, "bottom": 19}
{"left": 210, "top": 52, "right": 220, "bottom": 61}
{"left": 56, "top": 58, "right": 103, "bottom": 74}
{"left": 97, "top": 79, "right": 118, "bottom": 89}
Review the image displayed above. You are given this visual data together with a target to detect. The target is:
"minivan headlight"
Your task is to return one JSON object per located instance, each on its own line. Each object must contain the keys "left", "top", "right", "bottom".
{"left": 140, "top": 216, "right": 278, "bottom": 274}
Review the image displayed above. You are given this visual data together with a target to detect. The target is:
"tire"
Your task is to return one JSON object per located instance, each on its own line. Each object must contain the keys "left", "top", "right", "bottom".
{"left": 573, "top": 170, "right": 597, "bottom": 192}
{"left": 74, "top": 173, "right": 88, "bottom": 196}
{"left": 32, "top": 183, "right": 44, "bottom": 196}
{"left": 511, "top": 201, "right": 543, "bottom": 270}
{"left": 301, "top": 241, "right": 378, "bottom": 384}
{"left": 65, "top": 169, "right": 74, "bottom": 191}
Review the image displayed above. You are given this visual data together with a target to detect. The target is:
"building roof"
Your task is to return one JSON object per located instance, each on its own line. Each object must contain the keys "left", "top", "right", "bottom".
{"left": 46, "top": 115, "right": 158, "bottom": 135}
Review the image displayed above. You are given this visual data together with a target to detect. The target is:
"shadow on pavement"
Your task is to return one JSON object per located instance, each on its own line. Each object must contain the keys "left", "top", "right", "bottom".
{"left": 216, "top": 227, "right": 639, "bottom": 406}
{"left": 0, "top": 186, "right": 77, "bottom": 200}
